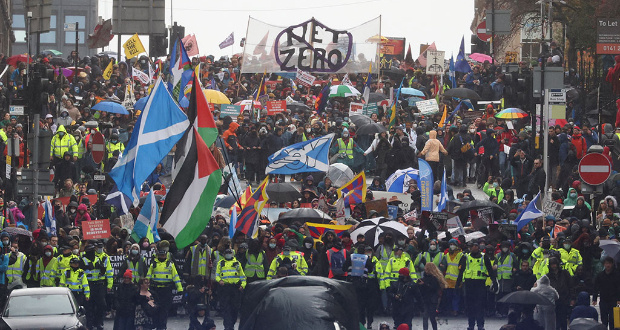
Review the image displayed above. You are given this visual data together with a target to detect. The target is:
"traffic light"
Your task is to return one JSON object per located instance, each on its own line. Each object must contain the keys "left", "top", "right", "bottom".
{"left": 169, "top": 22, "right": 185, "bottom": 51}
{"left": 150, "top": 35, "right": 168, "bottom": 57}
{"left": 470, "top": 34, "right": 489, "bottom": 55}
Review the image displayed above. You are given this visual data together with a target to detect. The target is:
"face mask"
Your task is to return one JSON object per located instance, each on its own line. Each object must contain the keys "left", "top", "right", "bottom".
{"left": 449, "top": 245, "right": 457, "bottom": 251}
{"left": 522, "top": 249, "right": 529, "bottom": 254}
{"left": 502, "top": 247, "right": 508, "bottom": 253}
{"left": 44, "top": 251, "right": 52, "bottom": 257}
{"left": 564, "top": 244, "right": 571, "bottom": 250}
{"left": 493, "top": 182, "right": 499, "bottom": 188}
{"left": 429, "top": 245, "right": 436, "bottom": 251}
{"left": 304, "top": 243, "right": 313, "bottom": 249}
{"left": 73, "top": 249, "right": 79, "bottom": 255}
{"left": 58, "top": 132, "right": 65, "bottom": 137}
{"left": 63, "top": 251, "right": 71, "bottom": 257}
{"left": 269, "top": 243, "right": 276, "bottom": 249}
{"left": 2, "top": 240, "right": 8, "bottom": 246}
{"left": 224, "top": 253, "right": 233, "bottom": 260}
{"left": 306, "top": 128, "right": 311, "bottom": 133}
{"left": 570, "top": 193, "right": 577, "bottom": 198}
{"left": 96, "top": 248, "right": 103, "bottom": 254}
{"left": 398, "top": 240, "right": 405, "bottom": 245}
{"left": 142, "top": 242, "right": 149, "bottom": 248}
{"left": 469, "top": 128, "right": 475, "bottom": 133}
{"left": 131, "top": 249, "right": 139, "bottom": 255}
{"left": 283, "top": 250, "right": 290, "bottom": 256}
{"left": 71, "top": 265, "right": 79, "bottom": 271}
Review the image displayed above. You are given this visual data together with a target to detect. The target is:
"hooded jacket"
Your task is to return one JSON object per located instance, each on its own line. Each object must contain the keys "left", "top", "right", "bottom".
{"left": 419, "top": 130, "right": 447, "bottom": 162}
{"left": 563, "top": 188, "right": 579, "bottom": 206}
{"left": 558, "top": 133, "right": 570, "bottom": 165}
{"left": 531, "top": 275, "right": 559, "bottom": 305}
{"left": 570, "top": 132, "right": 587, "bottom": 159}
{"left": 74, "top": 203, "right": 92, "bottom": 227}
{"left": 569, "top": 291, "right": 598, "bottom": 322}
{"left": 222, "top": 122, "right": 241, "bottom": 150}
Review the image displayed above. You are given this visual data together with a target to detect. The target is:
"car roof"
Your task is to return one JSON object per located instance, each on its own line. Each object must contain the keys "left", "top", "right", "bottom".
{"left": 9, "top": 287, "right": 71, "bottom": 297}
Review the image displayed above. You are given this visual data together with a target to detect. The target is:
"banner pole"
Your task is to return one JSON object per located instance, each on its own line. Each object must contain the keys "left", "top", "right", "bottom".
{"left": 240, "top": 16, "right": 251, "bottom": 75}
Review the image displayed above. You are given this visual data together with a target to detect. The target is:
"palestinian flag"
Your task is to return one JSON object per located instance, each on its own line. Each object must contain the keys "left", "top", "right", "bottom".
{"left": 161, "top": 76, "right": 221, "bottom": 249}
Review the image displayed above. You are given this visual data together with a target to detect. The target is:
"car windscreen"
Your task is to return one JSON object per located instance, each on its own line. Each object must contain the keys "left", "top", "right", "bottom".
{"left": 3, "top": 294, "right": 74, "bottom": 317}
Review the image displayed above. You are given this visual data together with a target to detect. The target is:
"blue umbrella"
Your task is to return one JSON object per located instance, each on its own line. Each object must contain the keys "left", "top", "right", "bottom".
{"left": 407, "top": 96, "right": 425, "bottom": 106}
{"left": 386, "top": 168, "right": 420, "bottom": 193}
{"left": 92, "top": 101, "right": 129, "bottom": 115}
{"left": 399, "top": 88, "right": 425, "bottom": 97}
{"left": 134, "top": 96, "right": 149, "bottom": 111}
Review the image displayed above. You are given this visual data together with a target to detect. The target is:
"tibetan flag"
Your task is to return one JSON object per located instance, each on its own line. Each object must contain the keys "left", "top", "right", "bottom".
{"left": 389, "top": 78, "right": 404, "bottom": 128}
{"left": 235, "top": 177, "right": 269, "bottom": 236}
{"left": 338, "top": 171, "right": 367, "bottom": 207}
{"left": 315, "top": 82, "right": 331, "bottom": 114}
{"left": 103, "top": 59, "right": 114, "bottom": 80}
{"left": 233, "top": 186, "right": 253, "bottom": 214}
{"left": 123, "top": 33, "right": 146, "bottom": 59}
{"left": 306, "top": 222, "right": 352, "bottom": 239}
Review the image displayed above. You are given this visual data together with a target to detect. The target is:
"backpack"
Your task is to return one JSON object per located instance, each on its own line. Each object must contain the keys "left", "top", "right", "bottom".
{"left": 330, "top": 250, "right": 346, "bottom": 276}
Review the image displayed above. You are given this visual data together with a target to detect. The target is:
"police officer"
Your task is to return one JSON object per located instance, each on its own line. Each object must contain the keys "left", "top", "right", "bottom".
{"left": 559, "top": 237, "right": 582, "bottom": 276}
{"left": 495, "top": 241, "right": 517, "bottom": 316}
{"left": 344, "top": 245, "right": 376, "bottom": 330}
{"left": 50, "top": 125, "right": 78, "bottom": 165}
{"left": 94, "top": 240, "right": 113, "bottom": 323}
{"left": 244, "top": 239, "right": 268, "bottom": 283}
{"left": 60, "top": 257, "right": 89, "bottom": 306}
{"left": 81, "top": 244, "right": 106, "bottom": 330}
{"left": 6, "top": 239, "right": 26, "bottom": 287}
{"left": 147, "top": 248, "right": 183, "bottom": 330}
{"left": 456, "top": 240, "right": 497, "bottom": 330}
{"left": 106, "top": 132, "right": 124, "bottom": 159}
{"left": 216, "top": 248, "right": 246, "bottom": 330}
{"left": 385, "top": 246, "right": 416, "bottom": 288}
{"left": 184, "top": 235, "right": 211, "bottom": 284}
{"left": 57, "top": 245, "right": 79, "bottom": 275}
{"left": 266, "top": 245, "right": 308, "bottom": 279}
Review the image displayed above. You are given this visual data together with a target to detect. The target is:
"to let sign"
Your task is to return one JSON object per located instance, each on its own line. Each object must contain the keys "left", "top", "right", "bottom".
{"left": 597, "top": 18, "right": 620, "bottom": 54}
{"left": 266, "top": 100, "right": 286, "bottom": 115}
{"left": 83, "top": 219, "right": 111, "bottom": 240}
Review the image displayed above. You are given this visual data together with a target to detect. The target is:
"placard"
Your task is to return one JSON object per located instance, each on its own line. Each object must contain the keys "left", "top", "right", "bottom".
{"left": 388, "top": 205, "right": 399, "bottom": 220}
{"left": 372, "top": 192, "right": 413, "bottom": 212}
{"left": 416, "top": 99, "right": 440, "bottom": 114}
{"left": 471, "top": 207, "right": 493, "bottom": 230}
{"left": 220, "top": 104, "right": 242, "bottom": 118}
{"left": 426, "top": 50, "right": 445, "bottom": 75}
{"left": 295, "top": 69, "right": 316, "bottom": 87}
{"left": 109, "top": 254, "right": 126, "bottom": 282}
{"left": 498, "top": 224, "right": 518, "bottom": 240}
{"left": 365, "top": 199, "right": 388, "bottom": 218}
{"left": 82, "top": 219, "right": 111, "bottom": 240}
{"left": 543, "top": 199, "right": 563, "bottom": 220}
{"left": 267, "top": 100, "right": 287, "bottom": 115}
{"left": 419, "top": 211, "right": 448, "bottom": 232}
{"left": 349, "top": 102, "right": 364, "bottom": 116}
{"left": 364, "top": 102, "right": 378, "bottom": 116}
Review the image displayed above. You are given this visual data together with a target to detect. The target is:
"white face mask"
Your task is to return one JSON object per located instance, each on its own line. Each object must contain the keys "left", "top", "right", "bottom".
{"left": 501, "top": 247, "right": 508, "bottom": 253}
{"left": 469, "top": 128, "right": 476, "bottom": 133}
{"left": 398, "top": 240, "right": 405, "bottom": 245}
{"left": 72, "top": 249, "right": 79, "bottom": 255}
{"left": 449, "top": 245, "right": 457, "bottom": 251}
{"left": 304, "top": 243, "right": 313, "bottom": 249}
{"left": 44, "top": 251, "right": 52, "bottom": 257}
{"left": 429, "top": 245, "right": 437, "bottom": 251}
{"left": 564, "top": 244, "right": 571, "bottom": 250}
{"left": 131, "top": 249, "right": 139, "bottom": 255}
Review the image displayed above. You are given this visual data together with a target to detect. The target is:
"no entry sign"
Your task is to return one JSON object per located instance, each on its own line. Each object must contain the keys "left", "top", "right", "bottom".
{"left": 91, "top": 132, "right": 105, "bottom": 164}
{"left": 578, "top": 153, "right": 611, "bottom": 186}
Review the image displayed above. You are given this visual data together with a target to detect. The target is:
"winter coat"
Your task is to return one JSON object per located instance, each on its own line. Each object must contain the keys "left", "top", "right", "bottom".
{"left": 593, "top": 268, "right": 620, "bottom": 303}
{"left": 547, "top": 268, "right": 572, "bottom": 304}
{"left": 114, "top": 282, "right": 138, "bottom": 317}
{"left": 569, "top": 291, "right": 598, "bottom": 322}
{"left": 242, "top": 132, "right": 261, "bottom": 165}
{"left": 419, "top": 130, "right": 447, "bottom": 162}
{"left": 531, "top": 275, "right": 558, "bottom": 330}
{"left": 558, "top": 133, "right": 570, "bottom": 166}
{"left": 571, "top": 133, "right": 587, "bottom": 159}
{"left": 511, "top": 269, "right": 537, "bottom": 291}
{"left": 564, "top": 188, "right": 579, "bottom": 206}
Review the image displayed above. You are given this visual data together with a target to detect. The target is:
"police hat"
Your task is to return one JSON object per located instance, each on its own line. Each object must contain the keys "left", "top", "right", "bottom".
{"left": 157, "top": 249, "right": 167, "bottom": 255}
{"left": 224, "top": 248, "right": 234, "bottom": 254}
{"left": 282, "top": 245, "right": 291, "bottom": 251}
{"left": 85, "top": 244, "right": 95, "bottom": 252}
{"left": 95, "top": 240, "right": 104, "bottom": 248}
{"left": 70, "top": 257, "right": 80, "bottom": 264}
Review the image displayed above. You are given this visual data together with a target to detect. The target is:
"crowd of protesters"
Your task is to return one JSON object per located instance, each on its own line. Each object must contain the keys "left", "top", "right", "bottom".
{"left": 0, "top": 41, "right": 617, "bottom": 330}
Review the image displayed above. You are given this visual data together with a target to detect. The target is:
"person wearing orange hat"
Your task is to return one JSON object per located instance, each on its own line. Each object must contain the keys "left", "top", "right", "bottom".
{"left": 114, "top": 269, "right": 138, "bottom": 329}
{"left": 388, "top": 267, "right": 420, "bottom": 330}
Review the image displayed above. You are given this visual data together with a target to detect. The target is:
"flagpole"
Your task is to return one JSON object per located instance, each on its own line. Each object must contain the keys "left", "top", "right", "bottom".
{"left": 240, "top": 17, "right": 251, "bottom": 76}
{"left": 218, "top": 136, "right": 244, "bottom": 210}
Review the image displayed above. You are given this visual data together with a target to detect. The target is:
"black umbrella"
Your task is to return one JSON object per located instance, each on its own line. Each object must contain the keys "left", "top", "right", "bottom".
{"left": 569, "top": 318, "right": 606, "bottom": 330}
{"left": 356, "top": 122, "right": 387, "bottom": 135}
{"left": 266, "top": 183, "right": 302, "bottom": 203}
{"left": 443, "top": 88, "right": 481, "bottom": 101}
{"left": 368, "top": 92, "right": 388, "bottom": 103}
{"left": 349, "top": 114, "right": 373, "bottom": 127}
{"left": 2, "top": 227, "right": 32, "bottom": 238}
{"left": 278, "top": 208, "right": 332, "bottom": 224}
{"left": 350, "top": 217, "right": 408, "bottom": 246}
{"left": 456, "top": 199, "right": 505, "bottom": 214}
{"left": 497, "top": 291, "right": 553, "bottom": 306}
{"left": 214, "top": 195, "right": 237, "bottom": 209}
{"left": 286, "top": 102, "right": 310, "bottom": 113}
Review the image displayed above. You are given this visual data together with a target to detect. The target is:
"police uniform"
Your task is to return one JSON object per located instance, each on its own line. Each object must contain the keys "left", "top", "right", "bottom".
{"left": 456, "top": 244, "right": 497, "bottom": 330}
{"left": 81, "top": 246, "right": 107, "bottom": 330}
{"left": 266, "top": 250, "right": 308, "bottom": 279}
{"left": 216, "top": 249, "right": 246, "bottom": 330}
{"left": 384, "top": 250, "right": 416, "bottom": 287}
{"left": 5, "top": 251, "right": 26, "bottom": 285}
{"left": 147, "top": 250, "right": 183, "bottom": 330}
{"left": 345, "top": 246, "right": 377, "bottom": 329}
{"left": 186, "top": 242, "right": 211, "bottom": 282}
{"left": 50, "top": 125, "right": 78, "bottom": 164}
{"left": 60, "top": 258, "right": 89, "bottom": 306}
{"left": 34, "top": 255, "right": 59, "bottom": 287}
{"left": 560, "top": 244, "right": 582, "bottom": 276}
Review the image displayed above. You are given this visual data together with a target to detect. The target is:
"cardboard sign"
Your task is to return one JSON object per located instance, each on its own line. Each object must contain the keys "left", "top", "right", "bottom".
{"left": 416, "top": 99, "right": 440, "bottom": 114}
{"left": 543, "top": 199, "right": 564, "bottom": 220}
{"left": 267, "top": 100, "right": 287, "bottom": 115}
{"left": 220, "top": 104, "right": 242, "bottom": 118}
{"left": 403, "top": 209, "right": 417, "bottom": 222}
{"left": 461, "top": 110, "right": 484, "bottom": 122}
{"left": 364, "top": 102, "right": 379, "bottom": 116}
{"left": 82, "top": 219, "right": 111, "bottom": 240}
{"left": 426, "top": 50, "right": 445, "bottom": 75}
{"left": 471, "top": 207, "right": 493, "bottom": 230}
{"left": 365, "top": 199, "right": 388, "bottom": 218}
{"left": 420, "top": 211, "right": 448, "bottom": 232}
{"left": 295, "top": 69, "right": 316, "bottom": 87}
{"left": 349, "top": 102, "right": 364, "bottom": 116}
{"left": 373, "top": 192, "right": 413, "bottom": 212}
{"left": 499, "top": 224, "right": 518, "bottom": 240}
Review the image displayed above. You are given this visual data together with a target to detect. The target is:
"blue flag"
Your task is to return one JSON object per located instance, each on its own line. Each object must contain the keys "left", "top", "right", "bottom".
{"left": 132, "top": 188, "right": 161, "bottom": 243}
{"left": 515, "top": 192, "right": 543, "bottom": 231}
{"left": 110, "top": 78, "right": 189, "bottom": 203}
{"left": 449, "top": 55, "right": 456, "bottom": 88}
{"left": 229, "top": 207, "right": 237, "bottom": 239}
{"left": 43, "top": 198, "right": 56, "bottom": 236}
{"left": 105, "top": 184, "right": 133, "bottom": 215}
{"left": 418, "top": 160, "right": 433, "bottom": 211}
{"left": 455, "top": 36, "right": 472, "bottom": 73}
{"left": 435, "top": 170, "right": 448, "bottom": 212}
{"left": 265, "top": 133, "right": 335, "bottom": 175}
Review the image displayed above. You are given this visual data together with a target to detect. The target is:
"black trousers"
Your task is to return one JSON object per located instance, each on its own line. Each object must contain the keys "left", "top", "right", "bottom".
{"left": 87, "top": 281, "right": 107, "bottom": 330}
{"left": 464, "top": 279, "right": 486, "bottom": 330}
{"left": 151, "top": 284, "right": 173, "bottom": 330}
{"left": 219, "top": 283, "right": 242, "bottom": 330}
{"left": 600, "top": 300, "right": 616, "bottom": 330}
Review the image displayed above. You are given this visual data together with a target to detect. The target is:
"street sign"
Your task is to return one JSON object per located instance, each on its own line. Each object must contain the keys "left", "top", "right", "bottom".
{"left": 476, "top": 21, "right": 491, "bottom": 42}
{"left": 64, "top": 23, "right": 76, "bottom": 31}
{"left": 547, "top": 89, "right": 566, "bottom": 103}
{"left": 93, "top": 175, "right": 106, "bottom": 181}
{"left": 9, "top": 105, "right": 24, "bottom": 116}
{"left": 579, "top": 153, "right": 612, "bottom": 186}
{"left": 91, "top": 132, "right": 105, "bottom": 164}
{"left": 597, "top": 18, "right": 620, "bottom": 54}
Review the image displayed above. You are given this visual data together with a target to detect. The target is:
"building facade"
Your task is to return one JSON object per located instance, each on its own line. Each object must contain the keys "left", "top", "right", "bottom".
{"left": 0, "top": 0, "right": 14, "bottom": 56}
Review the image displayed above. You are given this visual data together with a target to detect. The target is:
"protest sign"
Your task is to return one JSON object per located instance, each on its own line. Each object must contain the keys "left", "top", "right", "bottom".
{"left": 220, "top": 104, "right": 242, "bottom": 118}
{"left": 420, "top": 211, "right": 448, "bottom": 232}
{"left": 83, "top": 219, "right": 111, "bottom": 240}
{"left": 295, "top": 69, "right": 316, "bottom": 86}
{"left": 349, "top": 102, "right": 364, "bottom": 116}
{"left": 471, "top": 207, "right": 493, "bottom": 230}
{"left": 543, "top": 199, "right": 564, "bottom": 220}
{"left": 267, "top": 100, "right": 287, "bottom": 115}
{"left": 416, "top": 99, "right": 440, "bottom": 114}
{"left": 365, "top": 199, "right": 388, "bottom": 218}
{"left": 364, "top": 102, "right": 378, "bottom": 116}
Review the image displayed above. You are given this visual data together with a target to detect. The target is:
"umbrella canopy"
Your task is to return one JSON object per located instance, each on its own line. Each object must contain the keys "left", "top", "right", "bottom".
{"left": 495, "top": 108, "right": 529, "bottom": 119}
{"left": 214, "top": 195, "right": 237, "bottom": 209}
{"left": 50, "top": 57, "right": 70, "bottom": 66}
{"left": 327, "top": 163, "right": 354, "bottom": 188}
{"left": 456, "top": 199, "right": 505, "bottom": 214}
{"left": 386, "top": 168, "right": 419, "bottom": 193}
{"left": 398, "top": 88, "right": 425, "bottom": 97}
{"left": 203, "top": 89, "right": 231, "bottom": 104}
{"left": 443, "top": 88, "right": 481, "bottom": 101}
{"left": 356, "top": 122, "right": 387, "bottom": 135}
{"left": 368, "top": 92, "right": 387, "bottom": 103}
{"left": 351, "top": 217, "right": 408, "bottom": 246}
{"left": 2, "top": 227, "right": 33, "bottom": 238}
{"left": 278, "top": 208, "right": 332, "bottom": 224}
{"left": 266, "top": 183, "right": 302, "bottom": 203}
{"left": 464, "top": 231, "right": 487, "bottom": 242}
{"left": 497, "top": 291, "right": 554, "bottom": 306}
{"left": 42, "top": 49, "right": 62, "bottom": 56}
{"left": 599, "top": 240, "right": 620, "bottom": 260}
{"left": 7, "top": 54, "right": 33, "bottom": 67}
{"left": 134, "top": 96, "right": 149, "bottom": 111}
{"left": 349, "top": 114, "right": 373, "bottom": 127}
{"left": 407, "top": 96, "right": 425, "bottom": 106}
{"left": 329, "top": 85, "right": 361, "bottom": 98}
{"left": 91, "top": 101, "right": 130, "bottom": 115}
{"left": 569, "top": 318, "right": 606, "bottom": 330}
{"left": 469, "top": 52, "right": 493, "bottom": 63}
{"left": 98, "top": 50, "right": 118, "bottom": 57}
{"left": 286, "top": 102, "right": 310, "bottom": 113}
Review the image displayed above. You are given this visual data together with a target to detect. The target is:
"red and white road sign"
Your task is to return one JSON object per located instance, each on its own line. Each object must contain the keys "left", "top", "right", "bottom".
{"left": 578, "top": 152, "right": 611, "bottom": 186}
{"left": 477, "top": 21, "right": 491, "bottom": 42}
{"left": 91, "top": 132, "right": 105, "bottom": 165}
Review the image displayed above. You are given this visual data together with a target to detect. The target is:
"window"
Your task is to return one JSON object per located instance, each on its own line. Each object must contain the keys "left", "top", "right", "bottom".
{"left": 14, "top": 31, "right": 26, "bottom": 43}
{"left": 65, "top": 32, "right": 85, "bottom": 44}
{"left": 40, "top": 31, "right": 56, "bottom": 44}
{"left": 12, "top": 15, "right": 25, "bottom": 29}
{"left": 64, "top": 15, "right": 86, "bottom": 45}
{"left": 50, "top": 15, "right": 56, "bottom": 29}
{"left": 64, "top": 15, "right": 85, "bottom": 28}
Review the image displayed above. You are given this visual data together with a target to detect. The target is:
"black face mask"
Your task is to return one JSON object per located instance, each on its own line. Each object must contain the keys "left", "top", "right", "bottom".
{"left": 71, "top": 266, "right": 79, "bottom": 271}
{"left": 85, "top": 251, "right": 95, "bottom": 259}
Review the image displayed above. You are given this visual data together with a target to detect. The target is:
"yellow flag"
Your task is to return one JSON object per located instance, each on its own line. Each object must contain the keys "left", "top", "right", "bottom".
{"left": 102, "top": 60, "right": 114, "bottom": 80}
{"left": 123, "top": 34, "right": 146, "bottom": 59}
{"left": 438, "top": 104, "right": 447, "bottom": 128}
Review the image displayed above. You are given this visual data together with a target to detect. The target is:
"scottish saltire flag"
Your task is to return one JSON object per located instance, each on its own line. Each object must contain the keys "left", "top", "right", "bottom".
{"left": 132, "top": 188, "right": 160, "bottom": 243}
{"left": 435, "top": 170, "right": 448, "bottom": 212}
{"left": 236, "top": 177, "right": 269, "bottom": 236}
{"left": 449, "top": 55, "right": 456, "bottom": 88}
{"left": 338, "top": 171, "right": 367, "bottom": 207}
{"left": 109, "top": 78, "right": 189, "bottom": 204}
{"left": 515, "top": 192, "right": 543, "bottom": 231}
{"left": 306, "top": 222, "right": 352, "bottom": 239}
{"left": 105, "top": 184, "right": 133, "bottom": 215}
{"left": 229, "top": 207, "right": 237, "bottom": 239}
{"left": 455, "top": 36, "right": 472, "bottom": 73}
{"left": 266, "top": 133, "right": 334, "bottom": 175}
{"left": 169, "top": 39, "right": 192, "bottom": 102}
{"left": 417, "top": 160, "right": 433, "bottom": 211}
{"left": 43, "top": 197, "right": 56, "bottom": 236}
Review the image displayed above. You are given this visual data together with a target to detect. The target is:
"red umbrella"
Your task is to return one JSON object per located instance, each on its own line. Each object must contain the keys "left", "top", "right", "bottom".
{"left": 6, "top": 54, "right": 33, "bottom": 67}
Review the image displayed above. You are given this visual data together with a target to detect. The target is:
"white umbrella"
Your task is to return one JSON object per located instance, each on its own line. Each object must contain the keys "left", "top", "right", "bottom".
{"left": 464, "top": 231, "right": 486, "bottom": 242}
{"left": 329, "top": 85, "right": 361, "bottom": 98}
{"left": 327, "top": 163, "right": 354, "bottom": 188}
{"left": 351, "top": 217, "right": 408, "bottom": 246}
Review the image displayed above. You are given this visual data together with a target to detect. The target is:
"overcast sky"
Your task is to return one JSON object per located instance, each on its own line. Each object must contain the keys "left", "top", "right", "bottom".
{"left": 99, "top": 0, "right": 475, "bottom": 59}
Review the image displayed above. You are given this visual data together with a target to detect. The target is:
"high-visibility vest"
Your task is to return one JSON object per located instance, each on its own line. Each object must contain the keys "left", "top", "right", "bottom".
{"left": 0, "top": 130, "right": 7, "bottom": 143}
{"left": 36, "top": 258, "right": 59, "bottom": 286}
{"left": 244, "top": 252, "right": 265, "bottom": 278}
{"left": 560, "top": 248, "right": 582, "bottom": 276}
{"left": 534, "top": 258, "right": 549, "bottom": 279}
{"left": 6, "top": 253, "right": 26, "bottom": 284}
{"left": 81, "top": 256, "right": 103, "bottom": 282}
{"left": 423, "top": 251, "right": 445, "bottom": 268}
{"left": 50, "top": 133, "right": 78, "bottom": 158}
{"left": 216, "top": 258, "right": 246, "bottom": 288}
{"left": 56, "top": 254, "right": 78, "bottom": 275}
{"left": 368, "top": 256, "right": 380, "bottom": 280}
{"left": 126, "top": 257, "right": 144, "bottom": 283}
{"left": 496, "top": 252, "right": 514, "bottom": 280}
{"left": 337, "top": 139, "right": 354, "bottom": 159}
{"left": 350, "top": 253, "right": 369, "bottom": 277}
{"left": 61, "top": 268, "right": 90, "bottom": 299}
{"left": 190, "top": 245, "right": 210, "bottom": 276}
{"left": 385, "top": 255, "right": 416, "bottom": 286}
{"left": 75, "top": 139, "right": 86, "bottom": 159}
{"left": 445, "top": 251, "right": 462, "bottom": 281}
{"left": 147, "top": 258, "right": 183, "bottom": 291}
{"left": 463, "top": 254, "right": 488, "bottom": 280}
{"left": 95, "top": 251, "right": 113, "bottom": 289}
{"left": 106, "top": 141, "right": 125, "bottom": 158}
{"left": 267, "top": 252, "right": 308, "bottom": 279}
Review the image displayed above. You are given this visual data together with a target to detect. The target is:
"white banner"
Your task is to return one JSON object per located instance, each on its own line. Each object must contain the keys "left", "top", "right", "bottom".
{"left": 132, "top": 67, "right": 150, "bottom": 85}
{"left": 416, "top": 99, "right": 440, "bottom": 114}
{"left": 295, "top": 69, "right": 316, "bottom": 86}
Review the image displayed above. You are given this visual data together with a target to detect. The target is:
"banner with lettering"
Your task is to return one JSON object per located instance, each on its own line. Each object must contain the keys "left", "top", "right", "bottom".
{"left": 83, "top": 219, "right": 111, "bottom": 240}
